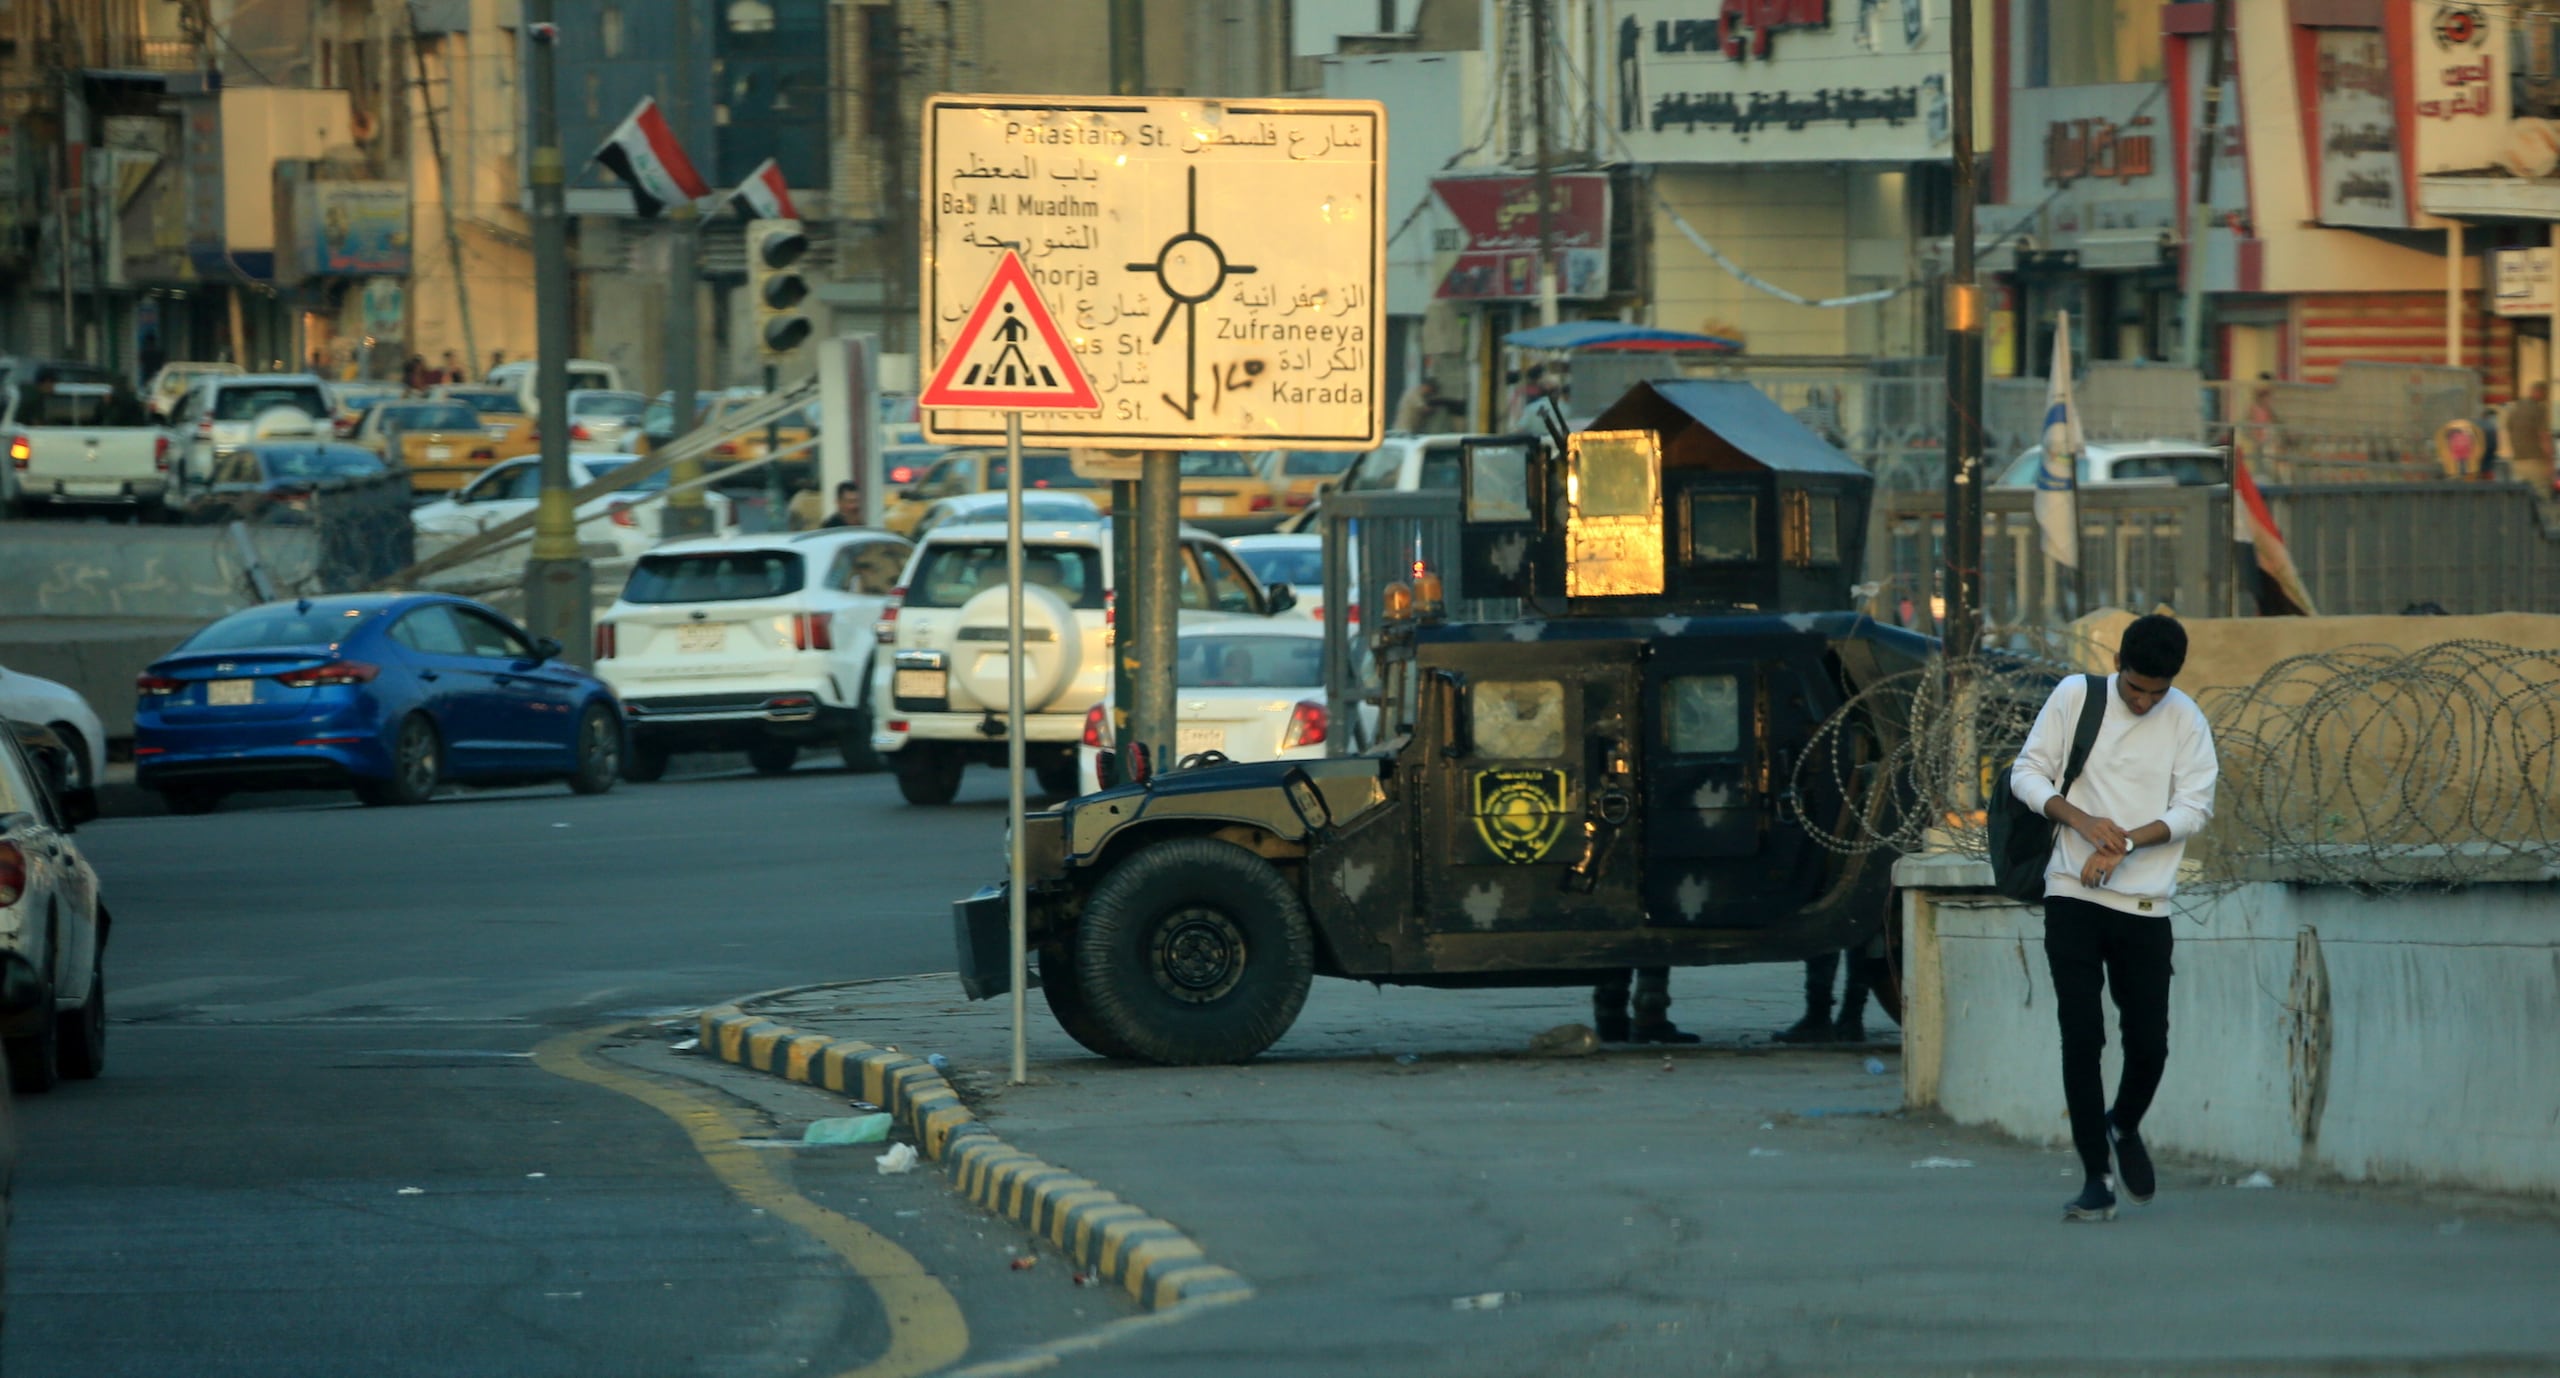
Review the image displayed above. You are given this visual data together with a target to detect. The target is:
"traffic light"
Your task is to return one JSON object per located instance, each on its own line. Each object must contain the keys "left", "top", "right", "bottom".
{"left": 747, "top": 217, "right": 811, "bottom": 357}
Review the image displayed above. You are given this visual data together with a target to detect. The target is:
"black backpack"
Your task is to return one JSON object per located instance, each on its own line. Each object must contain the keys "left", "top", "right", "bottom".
{"left": 1988, "top": 673, "right": 2109, "bottom": 904}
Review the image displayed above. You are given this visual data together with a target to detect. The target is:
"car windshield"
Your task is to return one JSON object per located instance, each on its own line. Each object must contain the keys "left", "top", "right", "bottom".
{"left": 211, "top": 384, "right": 329, "bottom": 422}
{"left": 380, "top": 405, "right": 480, "bottom": 432}
{"left": 622, "top": 550, "right": 805, "bottom": 603}
{"left": 572, "top": 392, "right": 647, "bottom": 419}
{"left": 1176, "top": 634, "right": 1325, "bottom": 689}
{"left": 583, "top": 457, "right": 667, "bottom": 491}
{"left": 984, "top": 451, "right": 1098, "bottom": 490}
{"left": 182, "top": 600, "right": 380, "bottom": 650}
{"left": 257, "top": 447, "right": 384, "bottom": 480}
{"left": 1235, "top": 544, "right": 1323, "bottom": 588}
{"left": 1179, "top": 452, "right": 1255, "bottom": 478}
{"left": 1274, "top": 450, "right": 1354, "bottom": 477}
{"left": 1343, "top": 444, "right": 1406, "bottom": 490}
{"left": 447, "top": 390, "right": 524, "bottom": 415}
{"left": 2110, "top": 452, "right": 2225, "bottom": 484}
{"left": 905, "top": 541, "right": 1105, "bottom": 609}
{"left": 20, "top": 386, "right": 149, "bottom": 426}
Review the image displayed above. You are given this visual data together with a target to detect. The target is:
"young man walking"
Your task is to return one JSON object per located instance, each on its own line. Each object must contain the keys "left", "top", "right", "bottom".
{"left": 2009, "top": 614, "right": 2218, "bottom": 1221}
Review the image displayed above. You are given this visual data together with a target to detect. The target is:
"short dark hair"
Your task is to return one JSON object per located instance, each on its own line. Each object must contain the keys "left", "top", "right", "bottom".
{"left": 2118, "top": 613, "right": 2188, "bottom": 679}
{"left": 835, "top": 480, "right": 861, "bottom": 498}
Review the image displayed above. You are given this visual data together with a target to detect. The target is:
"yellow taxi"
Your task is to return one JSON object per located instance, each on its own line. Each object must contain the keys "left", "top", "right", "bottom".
{"left": 357, "top": 401, "right": 501, "bottom": 492}
{"left": 1252, "top": 447, "right": 1359, "bottom": 515}
{"left": 880, "top": 447, "right": 1111, "bottom": 536}
{"left": 1169, "top": 450, "right": 1283, "bottom": 536}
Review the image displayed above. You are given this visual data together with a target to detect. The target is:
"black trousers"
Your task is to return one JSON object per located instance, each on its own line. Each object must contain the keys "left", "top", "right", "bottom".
{"left": 2042, "top": 895, "right": 2174, "bottom": 1181}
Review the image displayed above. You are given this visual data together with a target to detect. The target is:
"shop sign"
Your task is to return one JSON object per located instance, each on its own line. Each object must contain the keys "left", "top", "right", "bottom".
{"left": 2411, "top": 3, "right": 2515, "bottom": 177}
{"left": 1432, "top": 173, "right": 1610, "bottom": 301}
{"left": 305, "top": 181, "right": 410, "bottom": 276}
{"left": 1611, "top": 0, "right": 1949, "bottom": 164}
{"left": 2493, "top": 247, "right": 2553, "bottom": 318}
{"left": 181, "top": 94, "right": 224, "bottom": 257}
{"left": 2314, "top": 29, "right": 2405, "bottom": 229}
{"left": 2011, "top": 86, "right": 2178, "bottom": 255}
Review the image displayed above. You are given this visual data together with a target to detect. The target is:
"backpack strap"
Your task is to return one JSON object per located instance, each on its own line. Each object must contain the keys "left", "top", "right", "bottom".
{"left": 2057, "top": 672, "right": 2108, "bottom": 798}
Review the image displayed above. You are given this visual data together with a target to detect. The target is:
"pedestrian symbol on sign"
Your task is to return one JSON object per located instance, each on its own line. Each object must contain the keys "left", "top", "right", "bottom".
{"left": 919, "top": 249, "right": 1102, "bottom": 413}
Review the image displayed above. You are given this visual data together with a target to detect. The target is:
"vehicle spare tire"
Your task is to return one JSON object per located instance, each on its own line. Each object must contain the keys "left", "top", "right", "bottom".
{"left": 952, "top": 581, "right": 1081, "bottom": 714}
{"left": 1073, "top": 837, "right": 1315, "bottom": 1066}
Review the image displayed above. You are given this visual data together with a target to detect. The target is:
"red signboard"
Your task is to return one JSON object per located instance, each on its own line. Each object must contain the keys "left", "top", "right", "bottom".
{"left": 1432, "top": 173, "right": 1612, "bottom": 301}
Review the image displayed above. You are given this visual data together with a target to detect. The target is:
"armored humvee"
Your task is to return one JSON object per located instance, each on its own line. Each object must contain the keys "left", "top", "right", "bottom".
{"left": 951, "top": 380, "right": 1936, "bottom": 1064}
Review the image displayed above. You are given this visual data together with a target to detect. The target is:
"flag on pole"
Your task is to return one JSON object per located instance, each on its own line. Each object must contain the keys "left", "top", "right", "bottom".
{"left": 2035, "top": 310, "right": 2082, "bottom": 569}
{"left": 2231, "top": 438, "right": 2318, "bottom": 616}
{"left": 589, "top": 97, "right": 709, "bottom": 218}
{"left": 724, "top": 158, "right": 800, "bottom": 221}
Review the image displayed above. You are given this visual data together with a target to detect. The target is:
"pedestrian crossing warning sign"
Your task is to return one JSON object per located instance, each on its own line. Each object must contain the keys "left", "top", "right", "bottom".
{"left": 919, "top": 249, "right": 1102, "bottom": 413}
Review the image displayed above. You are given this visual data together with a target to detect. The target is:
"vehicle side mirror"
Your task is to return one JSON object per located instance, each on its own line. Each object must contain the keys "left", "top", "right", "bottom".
{"left": 532, "top": 635, "right": 564, "bottom": 663}
{"left": 1262, "top": 583, "right": 1298, "bottom": 617}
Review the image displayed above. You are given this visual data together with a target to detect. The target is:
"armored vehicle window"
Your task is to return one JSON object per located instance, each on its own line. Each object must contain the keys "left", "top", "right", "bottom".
{"left": 1781, "top": 491, "right": 1842, "bottom": 567}
{"left": 1474, "top": 680, "right": 1565, "bottom": 759}
{"left": 1667, "top": 675, "right": 1742, "bottom": 755}
{"left": 1466, "top": 442, "right": 1533, "bottom": 522}
{"left": 1688, "top": 493, "right": 1757, "bottom": 563}
{"left": 1573, "top": 433, "right": 1656, "bottom": 517}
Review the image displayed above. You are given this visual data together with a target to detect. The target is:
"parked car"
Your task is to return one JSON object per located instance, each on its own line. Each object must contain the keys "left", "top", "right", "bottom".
{"left": 0, "top": 719, "right": 107, "bottom": 1093}
{"left": 1334, "top": 432, "right": 1479, "bottom": 495}
{"left": 562, "top": 389, "right": 650, "bottom": 453}
{"left": 880, "top": 447, "right": 1107, "bottom": 536}
{"left": 1226, "top": 532, "right": 1336, "bottom": 625}
{"left": 870, "top": 517, "right": 1293, "bottom": 804}
{"left": 1253, "top": 448, "right": 1358, "bottom": 513}
{"left": 1, "top": 380, "right": 174, "bottom": 518}
{"left": 0, "top": 666, "right": 107, "bottom": 795}
{"left": 486, "top": 359, "right": 623, "bottom": 413}
{"left": 882, "top": 443, "right": 944, "bottom": 491}
{"left": 432, "top": 386, "right": 530, "bottom": 440}
{"left": 1993, "top": 438, "right": 2229, "bottom": 489}
{"left": 638, "top": 390, "right": 732, "bottom": 449}
{"left": 133, "top": 593, "right": 623, "bottom": 813}
{"left": 909, "top": 489, "right": 1102, "bottom": 539}
{"left": 1167, "top": 450, "right": 1284, "bottom": 535}
{"left": 331, "top": 388, "right": 400, "bottom": 439}
{"left": 144, "top": 360, "right": 242, "bottom": 421}
{"left": 411, "top": 453, "right": 735, "bottom": 559}
{"left": 186, "top": 441, "right": 395, "bottom": 525}
{"left": 593, "top": 529, "right": 913, "bottom": 780}
{"left": 359, "top": 402, "right": 501, "bottom": 493}
{"left": 1074, "top": 620, "right": 1353, "bottom": 795}
{"left": 166, "top": 374, "right": 334, "bottom": 497}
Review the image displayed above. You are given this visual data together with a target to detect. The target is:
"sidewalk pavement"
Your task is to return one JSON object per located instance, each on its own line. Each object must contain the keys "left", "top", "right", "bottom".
{"left": 724, "top": 965, "right": 2560, "bottom": 1377}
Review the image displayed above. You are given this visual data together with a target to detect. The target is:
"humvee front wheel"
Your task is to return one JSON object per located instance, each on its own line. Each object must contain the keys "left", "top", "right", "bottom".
{"left": 1038, "top": 943, "right": 1140, "bottom": 1060}
{"left": 1074, "top": 838, "right": 1315, "bottom": 1065}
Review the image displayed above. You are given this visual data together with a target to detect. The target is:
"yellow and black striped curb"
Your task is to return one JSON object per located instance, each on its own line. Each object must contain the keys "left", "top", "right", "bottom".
{"left": 697, "top": 1001, "right": 1253, "bottom": 1311}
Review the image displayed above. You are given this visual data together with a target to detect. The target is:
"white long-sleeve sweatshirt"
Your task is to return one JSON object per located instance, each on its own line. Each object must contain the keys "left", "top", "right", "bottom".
{"left": 2008, "top": 673, "right": 2219, "bottom": 916}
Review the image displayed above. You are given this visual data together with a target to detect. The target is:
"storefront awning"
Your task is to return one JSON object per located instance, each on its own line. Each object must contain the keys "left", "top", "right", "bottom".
{"left": 1503, "top": 321, "right": 1742, "bottom": 353}
{"left": 2419, "top": 174, "right": 2560, "bottom": 223}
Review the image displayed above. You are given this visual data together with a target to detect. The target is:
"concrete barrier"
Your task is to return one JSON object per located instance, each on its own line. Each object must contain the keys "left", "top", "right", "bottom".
{"left": 1897, "top": 854, "right": 2560, "bottom": 1199}
{"left": 0, "top": 618, "right": 202, "bottom": 739}
{"left": 0, "top": 520, "right": 319, "bottom": 620}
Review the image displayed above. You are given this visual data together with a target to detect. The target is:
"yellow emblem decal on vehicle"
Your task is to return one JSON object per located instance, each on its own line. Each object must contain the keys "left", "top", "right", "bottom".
{"left": 1472, "top": 768, "right": 1570, "bottom": 864}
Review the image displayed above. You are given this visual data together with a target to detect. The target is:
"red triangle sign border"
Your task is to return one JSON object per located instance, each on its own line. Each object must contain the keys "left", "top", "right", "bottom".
{"left": 920, "top": 249, "right": 1103, "bottom": 413}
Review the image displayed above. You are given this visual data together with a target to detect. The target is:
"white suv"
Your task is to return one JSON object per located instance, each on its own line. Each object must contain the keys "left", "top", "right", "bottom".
{"left": 870, "top": 518, "right": 1294, "bottom": 805}
{"left": 594, "top": 529, "right": 912, "bottom": 780}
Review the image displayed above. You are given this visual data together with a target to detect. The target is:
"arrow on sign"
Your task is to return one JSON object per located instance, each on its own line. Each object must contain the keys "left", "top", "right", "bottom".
{"left": 920, "top": 249, "right": 1103, "bottom": 413}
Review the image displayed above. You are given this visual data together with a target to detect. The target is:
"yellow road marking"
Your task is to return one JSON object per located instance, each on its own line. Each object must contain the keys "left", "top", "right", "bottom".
{"left": 534, "top": 1025, "right": 971, "bottom": 1378}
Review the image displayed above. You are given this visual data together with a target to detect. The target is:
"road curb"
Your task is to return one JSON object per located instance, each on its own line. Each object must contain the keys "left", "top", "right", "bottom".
{"left": 697, "top": 998, "right": 1254, "bottom": 1312}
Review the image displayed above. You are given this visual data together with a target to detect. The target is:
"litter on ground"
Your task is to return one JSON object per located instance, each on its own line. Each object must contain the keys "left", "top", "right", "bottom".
{"left": 1910, "top": 1157, "right": 1976, "bottom": 1169}
{"left": 803, "top": 1114, "right": 894, "bottom": 1146}
{"left": 876, "top": 1143, "right": 922, "bottom": 1175}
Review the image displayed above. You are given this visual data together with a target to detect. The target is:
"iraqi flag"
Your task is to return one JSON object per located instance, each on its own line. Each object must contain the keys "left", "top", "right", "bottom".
{"left": 590, "top": 97, "right": 709, "bottom": 218}
{"left": 725, "top": 158, "right": 800, "bottom": 221}
{"left": 2232, "top": 439, "right": 2318, "bottom": 616}
{"left": 2035, "top": 311, "right": 2082, "bottom": 569}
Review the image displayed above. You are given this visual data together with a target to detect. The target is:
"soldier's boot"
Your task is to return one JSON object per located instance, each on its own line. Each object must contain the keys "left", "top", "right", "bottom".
{"left": 1630, "top": 968, "right": 1699, "bottom": 1045}
{"left": 1593, "top": 971, "right": 1634, "bottom": 1043}
{"left": 1833, "top": 974, "right": 1871, "bottom": 1045}
{"left": 1775, "top": 954, "right": 1839, "bottom": 1043}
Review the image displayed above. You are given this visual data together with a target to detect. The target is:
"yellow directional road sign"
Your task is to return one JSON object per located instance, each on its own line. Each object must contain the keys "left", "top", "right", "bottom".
{"left": 922, "top": 95, "right": 1387, "bottom": 452}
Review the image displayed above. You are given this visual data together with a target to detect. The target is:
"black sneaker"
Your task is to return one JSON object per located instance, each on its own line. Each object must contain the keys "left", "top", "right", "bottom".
{"left": 2063, "top": 1181, "right": 2118, "bottom": 1222}
{"left": 1833, "top": 1014, "right": 1868, "bottom": 1044}
{"left": 2110, "top": 1115, "right": 2156, "bottom": 1204}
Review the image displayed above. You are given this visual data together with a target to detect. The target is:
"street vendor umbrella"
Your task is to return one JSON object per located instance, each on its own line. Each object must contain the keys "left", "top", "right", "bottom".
{"left": 1502, "top": 321, "right": 1744, "bottom": 353}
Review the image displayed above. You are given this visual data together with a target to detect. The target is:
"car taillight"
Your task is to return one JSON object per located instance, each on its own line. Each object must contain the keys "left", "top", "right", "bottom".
{"left": 873, "top": 587, "right": 904, "bottom": 640}
{"left": 793, "top": 612, "right": 833, "bottom": 652}
{"left": 136, "top": 672, "right": 183, "bottom": 695}
{"left": 471, "top": 447, "right": 496, "bottom": 461}
{"left": 571, "top": 423, "right": 592, "bottom": 441}
{"left": 0, "top": 842, "right": 23, "bottom": 908}
{"left": 1249, "top": 493, "right": 1273, "bottom": 511}
{"left": 196, "top": 419, "right": 214, "bottom": 437}
{"left": 715, "top": 443, "right": 739, "bottom": 457}
{"left": 609, "top": 504, "right": 639, "bottom": 528}
{"left": 1103, "top": 589, "right": 1114, "bottom": 628}
{"left": 889, "top": 464, "right": 918, "bottom": 484}
{"left": 1280, "top": 700, "right": 1327, "bottom": 750}
{"left": 595, "top": 622, "right": 618, "bottom": 660}
{"left": 154, "top": 434, "right": 172, "bottom": 472}
{"left": 275, "top": 660, "right": 380, "bottom": 688}
{"left": 1082, "top": 702, "right": 1106, "bottom": 748}
{"left": 6, "top": 434, "right": 28, "bottom": 470}
{"left": 1285, "top": 493, "right": 1311, "bottom": 508}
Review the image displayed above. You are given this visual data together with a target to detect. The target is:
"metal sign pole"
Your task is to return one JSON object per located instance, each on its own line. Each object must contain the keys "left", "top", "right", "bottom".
{"left": 1005, "top": 410, "right": 1029, "bottom": 1087}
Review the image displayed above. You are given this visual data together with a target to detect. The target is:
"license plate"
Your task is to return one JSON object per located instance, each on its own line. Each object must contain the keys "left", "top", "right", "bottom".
{"left": 1194, "top": 498, "right": 1227, "bottom": 516}
{"left": 1177, "top": 726, "right": 1224, "bottom": 757}
{"left": 208, "top": 679, "right": 255, "bottom": 706}
{"left": 895, "top": 668, "right": 948, "bottom": 701}
{"left": 676, "top": 624, "right": 726, "bottom": 653}
{"left": 426, "top": 445, "right": 453, "bottom": 461}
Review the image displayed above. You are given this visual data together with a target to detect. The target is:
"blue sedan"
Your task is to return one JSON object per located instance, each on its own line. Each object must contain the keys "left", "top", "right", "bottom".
{"left": 134, "top": 593, "right": 623, "bottom": 814}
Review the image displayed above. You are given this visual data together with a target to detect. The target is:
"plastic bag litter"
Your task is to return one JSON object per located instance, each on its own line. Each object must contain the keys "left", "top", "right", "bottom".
{"left": 1452, "top": 1291, "right": 1521, "bottom": 1311}
{"left": 672, "top": 1037, "right": 700, "bottom": 1052}
{"left": 927, "top": 1053, "right": 951, "bottom": 1074}
{"left": 1527, "top": 1023, "right": 1601, "bottom": 1057}
{"left": 1909, "top": 1156, "right": 1975, "bottom": 1169}
{"left": 1749, "top": 1147, "right": 1785, "bottom": 1158}
{"left": 396, "top": 1187, "right": 425, "bottom": 1196}
{"left": 2234, "top": 1170, "right": 2276, "bottom": 1189}
{"left": 803, "top": 1113, "right": 894, "bottom": 1146}
{"left": 876, "top": 1143, "right": 922, "bottom": 1175}
{"left": 1864, "top": 1057, "right": 1888, "bottom": 1075}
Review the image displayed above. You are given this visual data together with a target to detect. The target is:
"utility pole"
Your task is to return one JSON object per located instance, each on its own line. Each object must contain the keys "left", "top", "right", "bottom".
{"left": 1941, "top": 0, "right": 1984, "bottom": 665}
{"left": 661, "top": 0, "right": 713, "bottom": 536}
{"left": 522, "top": 3, "right": 592, "bottom": 664}
{"left": 1107, "top": 0, "right": 1150, "bottom": 783}
{"left": 1529, "top": 0, "right": 1559, "bottom": 328}
{"left": 409, "top": 15, "right": 479, "bottom": 376}
{"left": 2177, "top": 0, "right": 2234, "bottom": 373}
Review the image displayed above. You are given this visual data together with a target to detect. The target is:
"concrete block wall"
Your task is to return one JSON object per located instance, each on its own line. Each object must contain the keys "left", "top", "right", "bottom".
{"left": 1897, "top": 856, "right": 2560, "bottom": 1199}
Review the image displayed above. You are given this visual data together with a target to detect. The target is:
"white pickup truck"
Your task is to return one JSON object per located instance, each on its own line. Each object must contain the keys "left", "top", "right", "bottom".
{"left": 1, "top": 383, "right": 173, "bottom": 518}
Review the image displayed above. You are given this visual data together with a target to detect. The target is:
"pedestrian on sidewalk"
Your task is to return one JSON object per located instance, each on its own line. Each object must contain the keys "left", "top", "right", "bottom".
{"left": 2008, "top": 613, "right": 2218, "bottom": 1223}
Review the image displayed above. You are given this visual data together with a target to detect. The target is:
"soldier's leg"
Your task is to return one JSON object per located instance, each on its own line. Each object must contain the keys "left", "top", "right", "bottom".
{"left": 1835, "top": 950, "right": 1872, "bottom": 1043}
{"left": 1593, "top": 969, "right": 1633, "bottom": 1042}
{"left": 1631, "top": 967, "right": 1699, "bottom": 1044}
{"left": 1775, "top": 952, "right": 1839, "bottom": 1043}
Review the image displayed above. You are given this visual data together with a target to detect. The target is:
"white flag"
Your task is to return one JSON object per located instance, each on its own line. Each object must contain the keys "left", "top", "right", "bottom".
{"left": 2035, "top": 311, "right": 2082, "bottom": 569}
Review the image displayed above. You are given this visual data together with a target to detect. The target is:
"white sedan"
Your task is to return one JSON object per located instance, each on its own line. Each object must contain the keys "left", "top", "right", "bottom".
{"left": 0, "top": 665, "right": 108, "bottom": 795}
{"left": 1075, "top": 620, "right": 1359, "bottom": 795}
{"left": 0, "top": 722, "right": 108, "bottom": 1092}
{"left": 1225, "top": 533, "right": 1340, "bottom": 626}
{"left": 412, "top": 454, "right": 734, "bottom": 561}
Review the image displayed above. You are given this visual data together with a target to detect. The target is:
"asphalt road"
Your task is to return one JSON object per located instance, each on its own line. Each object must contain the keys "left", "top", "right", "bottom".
{"left": 5, "top": 762, "right": 1108, "bottom": 1377}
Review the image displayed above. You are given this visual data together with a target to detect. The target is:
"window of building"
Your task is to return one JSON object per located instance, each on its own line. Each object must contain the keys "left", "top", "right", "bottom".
{"left": 2027, "top": 0, "right": 2168, "bottom": 88}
